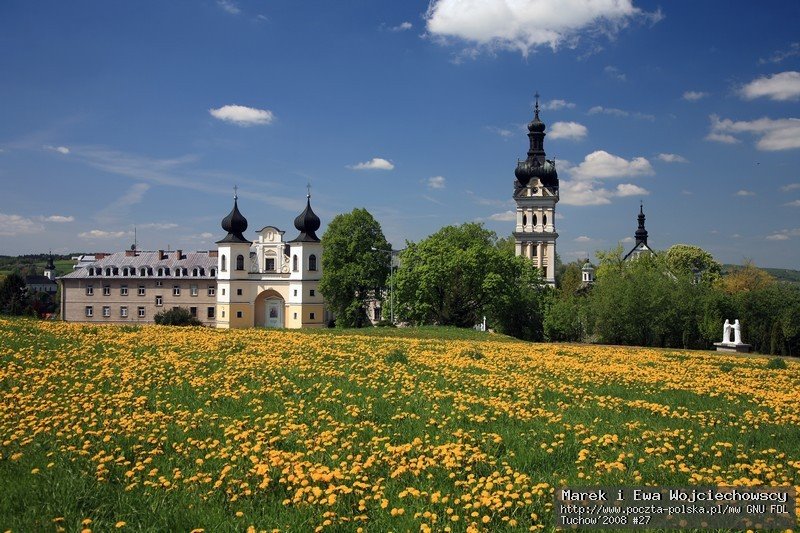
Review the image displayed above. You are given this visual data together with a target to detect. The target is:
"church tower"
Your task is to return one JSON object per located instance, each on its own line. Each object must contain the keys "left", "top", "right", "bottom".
{"left": 215, "top": 189, "right": 252, "bottom": 328}
{"left": 513, "top": 94, "right": 559, "bottom": 285}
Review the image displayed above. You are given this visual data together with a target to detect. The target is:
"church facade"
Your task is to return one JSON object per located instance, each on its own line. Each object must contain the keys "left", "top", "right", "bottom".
{"left": 512, "top": 96, "right": 559, "bottom": 285}
{"left": 58, "top": 192, "right": 328, "bottom": 329}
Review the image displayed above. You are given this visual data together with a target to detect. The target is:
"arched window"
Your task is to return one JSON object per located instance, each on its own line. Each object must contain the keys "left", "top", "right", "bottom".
{"left": 522, "top": 214, "right": 527, "bottom": 226}
{"left": 309, "top": 254, "right": 317, "bottom": 271}
{"left": 293, "top": 255, "right": 298, "bottom": 272}
{"left": 533, "top": 214, "right": 537, "bottom": 226}
{"left": 192, "top": 268, "right": 199, "bottom": 277}
{"left": 164, "top": 268, "right": 171, "bottom": 276}
{"left": 236, "top": 254, "right": 244, "bottom": 271}
{"left": 105, "top": 267, "right": 112, "bottom": 276}
{"left": 543, "top": 214, "right": 547, "bottom": 226}
{"left": 221, "top": 255, "right": 227, "bottom": 272}
{"left": 210, "top": 268, "right": 216, "bottom": 277}
{"left": 157, "top": 267, "right": 164, "bottom": 277}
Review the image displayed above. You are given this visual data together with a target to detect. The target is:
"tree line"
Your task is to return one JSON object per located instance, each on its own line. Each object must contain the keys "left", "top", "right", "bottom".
{"left": 319, "top": 209, "right": 800, "bottom": 356}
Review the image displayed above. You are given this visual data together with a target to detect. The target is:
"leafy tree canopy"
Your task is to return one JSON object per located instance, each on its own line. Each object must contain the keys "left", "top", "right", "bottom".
{"left": 665, "top": 244, "right": 721, "bottom": 282}
{"left": 319, "top": 208, "right": 390, "bottom": 328}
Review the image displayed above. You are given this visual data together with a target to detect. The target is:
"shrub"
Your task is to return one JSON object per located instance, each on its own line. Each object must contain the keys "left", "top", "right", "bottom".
{"left": 384, "top": 348, "right": 408, "bottom": 365}
{"left": 154, "top": 307, "right": 202, "bottom": 326}
{"left": 766, "top": 357, "right": 787, "bottom": 370}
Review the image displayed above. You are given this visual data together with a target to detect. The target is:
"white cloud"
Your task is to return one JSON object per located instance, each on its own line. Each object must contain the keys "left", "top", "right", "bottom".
{"left": 348, "top": 157, "right": 394, "bottom": 170}
{"left": 785, "top": 199, "right": 800, "bottom": 207}
{"left": 200, "top": 232, "right": 214, "bottom": 239}
{"left": 587, "top": 106, "right": 654, "bottom": 120}
{"left": 682, "top": 91, "right": 708, "bottom": 101}
{"left": 0, "top": 213, "right": 45, "bottom": 236}
{"left": 767, "top": 233, "right": 790, "bottom": 241}
{"left": 780, "top": 183, "right": 800, "bottom": 191}
{"left": 548, "top": 121, "right": 587, "bottom": 140}
{"left": 488, "top": 210, "right": 516, "bottom": 221}
{"left": 427, "top": 176, "right": 446, "bottom": 189}
{"left": 79, "top": 230, "right": 130, "bottom": 239}
{"left": 707, "top": 114, "right": 800, "bottom": 151}
{"left": 559, "top": 179, "right": 611, "bottom": 205}
{"left": 424, "top": 0, "right": 658, "bottom": 57}
{"left": 621, "top": 236, "right": 634, "bottom": 243}
{"left": 604, "top": 65, "right": 626, "bottom": 81}
{"left": 574, "top": 235, "right": 592, "bottom": 242}
{"left": 389, "top": 21, "right": 413, "bottom": 32}
{"left": 760, "top": 43, "right": 800, "bottom": 64}
{"left": 44, "top": 145, "right": 70, "bottom": 154}
{"left": 43, "top": 215, "right": 74, "bottom": 223}
{"left": 570, "top": 150, "right": 654, "bottom": 180}
{"left": 541, "top": 99, "right": 575, "bottom": 111}
{"left": 740, "top": 71, "right": 800, "bottom": 101}
{"left": 217, "top": 0, "right": 240, "bottom": 15}
{"left": 657, "top": 153, "right": 688, "bottom": 163}
{"left": 614, "top": 183, "right": 649, "bottom": 197}
{"left": 209, "top": 104, "right": 274, "bottom": 126}
{"left": 735, "top": 190, "right": 755, "bottom": 197}
{"left": 487, "top": 126, "right": 514, "bottom": 137}
{"left": 139, "top": 222, "right": 178, "bottom": 230}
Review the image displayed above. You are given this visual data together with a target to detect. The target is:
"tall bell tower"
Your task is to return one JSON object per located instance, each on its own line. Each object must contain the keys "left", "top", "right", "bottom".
{"left": 513, "top": 94, "right": 559, "bottom": 285}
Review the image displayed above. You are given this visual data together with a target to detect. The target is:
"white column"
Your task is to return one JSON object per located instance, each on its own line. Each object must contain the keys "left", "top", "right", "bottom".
{"left": 537, "top": 242, "right": 543, "bottom": 269}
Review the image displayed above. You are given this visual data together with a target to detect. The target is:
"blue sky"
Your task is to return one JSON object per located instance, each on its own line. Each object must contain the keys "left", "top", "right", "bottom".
{"left": 1, "top": 1, "right": 799, "bottom": 268}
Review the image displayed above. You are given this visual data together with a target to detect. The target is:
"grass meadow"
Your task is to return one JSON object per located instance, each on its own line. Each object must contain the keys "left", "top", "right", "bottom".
{"left": 0, "top": 317, "right": 798, "bottom": 531}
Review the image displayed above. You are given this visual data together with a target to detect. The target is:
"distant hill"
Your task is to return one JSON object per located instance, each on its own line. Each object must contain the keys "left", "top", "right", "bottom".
{"left": 0, "top": 254, "right": 77, "bottom": 279}
{"left": 722, "top": 264, "right": 800, "bottom": 284}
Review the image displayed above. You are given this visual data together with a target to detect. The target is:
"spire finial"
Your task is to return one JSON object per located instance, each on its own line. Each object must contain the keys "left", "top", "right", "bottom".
{"left": 233, "top": 185, "right": 238, "bottom": 200}
{"left": 534, "top": 92, "right": 540, "bottom": 117}
{"left": 306, "top": 181, "right": 311, "bottom": 199}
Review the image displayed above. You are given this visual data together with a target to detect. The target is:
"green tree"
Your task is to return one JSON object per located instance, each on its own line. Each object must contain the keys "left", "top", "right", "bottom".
{"left": 594, "top": 243, "right": 625, "bottom": 280}
{"left": 557, "top": 260, "right": 583, "bottom": 297}
{"left": 0, "top": 272, "right": 29, "bottom": 315}
{"left": 721, "top": 260, "right": 775, "bottom": 294}
{"left": 319, "top": 208, "right": 390, "bottom": 328}
{"left": 665, "top": 244, "right": 721, "bottom": 282}
{"left": 544, "top": 294, "right": 585, "bottom": 342}
{"left": 154, "top": 307, "right": 202, "bottom": 326}
{"left": 483, "top": 253, "right": 545, "bottom": 340}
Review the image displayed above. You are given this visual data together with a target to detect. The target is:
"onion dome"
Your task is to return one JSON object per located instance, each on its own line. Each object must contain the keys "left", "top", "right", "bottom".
{"left": 528, "top": 103, "right": 545, "bottom": 133}
{"left": 217, "top": 190, "right": 251, "bottom": 244}
{"left": 45, "top": 253, "right": 55, "bottom": 271}
{"left": 514, "top": 158, "right": 559, "bottom": 188}
{"left": 582, "top": 260, "right": 595, "bottom": 272}
{"left": 634, "top": 203, "right": 648, "bottom": 246}
{"left": 290, "top": 194, "right": 321, "bottom": 243}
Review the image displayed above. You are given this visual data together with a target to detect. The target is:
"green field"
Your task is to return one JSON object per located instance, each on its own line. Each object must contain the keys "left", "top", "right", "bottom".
{"left": 0, "top": 317, "right": 798, "bottom": 531}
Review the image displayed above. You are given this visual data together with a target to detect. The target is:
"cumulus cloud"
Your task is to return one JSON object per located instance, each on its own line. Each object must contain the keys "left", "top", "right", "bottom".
{"left": 587, "top": 106, "right": 654, "bottom": 120}
{"left": 574, "top": 235, "right": 592, "bottom": 242}
{"left": 657, "top": 153, "right": 688, "bottom": 163}
{"left": 488, "top": 210, "right": 516, "bottom": 221}
{"left": 621, "top": 236, "right": 635, "bottom": 243}
{"left": 0, "top": 213, "right": 45, "bottom": 236}
{"left": 682, "top": 91, "right": 708, "bottom": 101}
{"left": 541, "top": 99, "right": 575, "bottom": 111}
{"left": 348, "top": 157, "right": 395, "bottom": 170}
{"left": 424, "top": 0, "right": 659, "bottom": 57}
{"left": 43, "top": 215, "right": 74, "bottom": 223}
{"left": 740, "top": 71, "right": 800, "bottom": 101}
{"left": 44, "top": 145, "right": 70, "bottom": 154}
{"left": 767, "top": 233, "right": 790, "bottom": 241}
{"left": 427, "top": 176, "right": 446, "bottom": 189}
{"left": 615, "top": 183, "right": 649, "bottom": 197}
{"left": 548, "top": 121, "right": 587, "bottom": 140}
{"left": 217, "top": 0, "right": 240, "bottom": 14}
{"left": 570, "top": 150, "right": 654, "bottom": 180}
{"left": 79, "top": 230, "right": 130, "bottom": 239}
{"left": 559, "top": 179, "right": 649, "bottom": 206}
{"left": 209, "top": 104, "right": 274, "bottom": 126}
{"left": 706, "top": 114, "right": 800, "bottom": 151}
{"left": 735, "top": 190, "right": 755, "bottom": 197}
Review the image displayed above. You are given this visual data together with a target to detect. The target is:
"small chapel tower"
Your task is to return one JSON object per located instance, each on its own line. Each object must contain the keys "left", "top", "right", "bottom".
{"left": 216, "top": 187, "right": 252, "bottom": 327}
{"left": 44, "top": 253, "right": 56, "bottom": 280}
{"left": 513, "top": 94, "right": 559, "bottom": 285}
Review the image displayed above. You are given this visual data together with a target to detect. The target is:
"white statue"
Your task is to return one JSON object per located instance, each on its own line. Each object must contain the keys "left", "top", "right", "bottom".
{"left": 722, "top": 319, "right": 731, "bottom": 344}
{"left": 733, "top": 319, "right": 742, "bottom": 345}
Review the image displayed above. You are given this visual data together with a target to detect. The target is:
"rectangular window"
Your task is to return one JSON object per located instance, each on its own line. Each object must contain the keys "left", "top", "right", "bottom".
{"left": 120, "top": 286, "right": 128, "bottom": 296}
{"left": 102, "top": 306, "right": 110, "bottom": 317}
{"left": 236, "top": 311, "right": 243, "bottom": 318}
{"left": 85, "top": 306, "right": 93, "bottom": 317}
{"left": 190, "top": 306, "right": 197, "bottom": 317}
{"left": 236, "top": 288, "right": 242, "bottom": 296}
{"left": 207, "top": 307, "right": 215, "bottom": 319}
{"left": 120, "top": 306, "right": 128, "bottom": 317}
{"left": 190, "top": 284, "right": 198, "bottom": 297}
{"left": 86, "top": 285, "right": 94, "bottom": 296}
{"left": 532, "top": 246, "right": 538, "bottom": 257}
{"left": 155, "top": 295, "right": 163, "bottom": 307}
{"left": 138, "top": 307, "right": 145, "bottom": 318}
{"left": 207, "top": 286, "right": 215, "bottom": 296}
{"left": 138, "top": 286, "right": 146, "bottom": 296}
{"left": 310, "top": 312, "right": 316, "bottom": 320}
{"left": 310, "top": 289, "right": 315, "bottom": 297}
{"left": 265, "top": 258, "right": 275, "bottom": 271}
{"left": 103, "top": 285, "right": 110, "bottom": 296}
{"left": 221, "top": 310, "right": 225, "bottom": 318}
{"left": 221, "top": 288, "right": 226, "bottom": 295}
{"left": 155, "top": 280, "right": 163, "bottom": 287}
{"left": 173, "top": 285, "right": 180, "bottom": 296}
{"left": 293, "top": 312, "right": 298, "bottom": 319}
{"left": 293, "top": 289, "right": 298, "bottom": 296}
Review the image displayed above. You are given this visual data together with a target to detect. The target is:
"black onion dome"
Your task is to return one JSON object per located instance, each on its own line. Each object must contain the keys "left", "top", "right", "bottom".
{"left": 514, "top": 159, "right": 559, "bottom": 188}
{"left": 290, "top": 196, "right": 321, "bottom": 243}
{"left": 528, "top": 114, "right": 546, "bottom": 133}
{"left": 217, "top": 197, "right": 251, "bottom": 244}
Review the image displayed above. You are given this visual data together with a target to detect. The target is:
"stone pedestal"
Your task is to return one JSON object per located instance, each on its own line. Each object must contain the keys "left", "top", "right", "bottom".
{"left": 714, "top": 342, "right": 752, "bottom": 353}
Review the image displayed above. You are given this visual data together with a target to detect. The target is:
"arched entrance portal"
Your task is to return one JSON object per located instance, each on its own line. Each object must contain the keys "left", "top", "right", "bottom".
{"left": 254, "top": 289, "right": 285, "bottom": 328}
